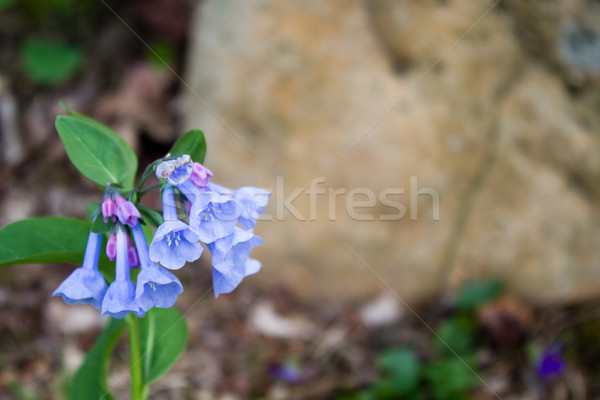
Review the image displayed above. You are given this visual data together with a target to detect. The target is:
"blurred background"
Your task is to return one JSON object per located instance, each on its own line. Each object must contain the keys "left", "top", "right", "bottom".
{"left": 1, "top": 0, "right": 600, "bottom": 398}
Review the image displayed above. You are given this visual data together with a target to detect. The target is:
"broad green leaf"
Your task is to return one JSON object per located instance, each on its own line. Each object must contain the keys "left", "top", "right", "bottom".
{"left": 169, "top": 129, "right": 206, "bottom": 164}
{"left": 139, "top": 307, "right": 188, "bottom": 383}
{"left": 140, "top": 220, "right": 155, "bottom": 244}
{"left": 456, "top": 280, "right": 503, "bottom": 310}
{"left": 0, "top": 216, "right": 115, "bottom": 281}
{"left": 21, "top": 39, "right": 82, "bottom": 85}
{"left": 56, "top": 115, "right": 136, "bottom": 187}
{"left": 70, "top": 318, "right": 126, "bottom": 400}
{"left": 375, "top": 348, "right": 420, "bottom": 394}
{"left": 91, "top": 215, "right": 112, "bottom": 234}
{"left": 90, "top": 203, "right": 112, "bottom": 234}
{"left": 0, "top": 217, "right": 90, "bottom": 267}
{"left": 85, "top": 202, "right": 97, "bottom": 221}
{"left": 63, "top": 105, "right": 138, "bottom": 187}
{"left": 138, "top": 204, "right": 163, "bottom": 228}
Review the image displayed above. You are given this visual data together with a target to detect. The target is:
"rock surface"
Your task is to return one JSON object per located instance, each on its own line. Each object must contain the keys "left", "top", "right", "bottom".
{"left": 183, "top": 0, "right": 600, "bottom": 304}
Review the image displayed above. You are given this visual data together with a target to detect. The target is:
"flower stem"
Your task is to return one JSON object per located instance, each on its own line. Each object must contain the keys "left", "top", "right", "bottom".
{"left": 137, "top": 159, "right": 164, "bottom": 194}
{"left": 126, "top": 314, "right": 146, "bottom": 400}
{"left": 139, "top": 183, "right": 163, "bottom": 197}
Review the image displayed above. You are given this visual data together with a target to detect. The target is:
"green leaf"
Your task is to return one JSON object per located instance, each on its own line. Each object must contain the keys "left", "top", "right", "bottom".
{"left": 146, "top": 41, "right": 176, "bottom": 68}
{"left": 62, "top": 105, "right": 138, "bottom": 187}
{"left": 456, "top": 280, "right": 503, "bottom": 310}
{"left": 9, "top": 381, "right": 40, "bottom": 400}
{"left": 70, "top": 318, "right": 126, "bottom": 400}
{"left": 56, "top": 115, "right": 137, "bottom": 187}
{"left": 21, "top": 39, "right": 82, "bottom": 85}
{"left": 137, "top": 204, "right": 163, "bottom": 228}
{"left": 0, "top": 217, "right": 91, "bottom": 267}
{"left": 376, "top": 348, "right": 420, "bottom": 394}
{"left": 91, "top": 216, "right": 111, "bottom": 234}
{"left": 169, "top": 129, "right": 206, "bottom": 164}
{"left": 89, "top": 203, "right": 112, "bottom": 234}
{"left": 0, "top": 0, "right": 15, "bottom": 10}
{"left": 139, "top": 307, "right": 188, "bottom": 383}
{"left": 423, "top": 358, "right": 480, "bottom": 400}
{"left": 435, "top": 317, "right": 476, "bottom": 356}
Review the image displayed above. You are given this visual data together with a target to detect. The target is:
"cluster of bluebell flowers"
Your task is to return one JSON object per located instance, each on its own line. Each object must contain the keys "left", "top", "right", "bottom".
{"left": 53, "top": 154, "right": 269, "bottom": 318}
{"left": 153, "top": 155, "right": 270, "bottom": 297}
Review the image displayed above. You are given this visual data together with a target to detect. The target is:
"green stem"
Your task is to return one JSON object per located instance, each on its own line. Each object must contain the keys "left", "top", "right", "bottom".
{"left": 126, "top": 314, "right": 146, "bottom": 400}
{"left": 137, "top": 159, "right": 163, "bottom": 193}
{"left": 139, "top": 183, "right": 163, "bottom": 197}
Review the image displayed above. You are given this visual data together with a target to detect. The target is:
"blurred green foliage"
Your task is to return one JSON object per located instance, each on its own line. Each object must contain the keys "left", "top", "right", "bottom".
{"left": 455, "top": 280, "right": 503, "bottom": 311}
{"left": 147, "top": 41, "right": 176, "bottom": 68}
{"left": 2, "top": 0, "right": 99, "bottom": 86}
{"left": 21, "top": 39, "right": 82, "bottom": 85}
{"left": 9, "top": 382, "right": 40, "bottom": 400}
{"left": 0, "top": 0, "right": 15, "bottom": 11}
{"left": 339, "top": 280, "right": 503, "bottom": 400}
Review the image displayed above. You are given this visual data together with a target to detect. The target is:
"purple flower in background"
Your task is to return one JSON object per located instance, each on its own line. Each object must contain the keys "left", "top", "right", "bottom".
{"left": 106, "top": 233, "right": 117, "bottom": 261}
{"left": 189, "top": 189, "right": 240, "bottom": 244}
{"left": 149, "top": 186, "right": 202, "bottom": 269}
{"left": 156, "top": 154, "right": 193, "bottom": 185}
{"left": 101, "top": 197, "right": 117, "bottom": 223}
{"left": 53, "top": 232, "right": 107, "bottom": 310}
{"left": 189, "top": 162, "right": 213, "bottom": 187}
{"left": 268, "top": 361, "right": 306, "bottom": 384}
{"left": 115, "top": 194, "right": 141, "bottom": 228}
{"left": 101, "top": 228, "right": 145, "bottom": 319}
{"left": 536, "top": 347, "right": 566, "bottom": 382}
{"left": 132, "top": 223, "right": 183, "bottom": 312}
{"left": 208, "top": 227, "right": 263, "bottom": 297}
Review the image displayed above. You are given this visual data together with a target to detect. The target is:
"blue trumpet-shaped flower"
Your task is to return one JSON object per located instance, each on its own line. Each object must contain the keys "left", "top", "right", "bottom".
{"left": 53, "top": 232, "right": 107, "bottom": 310}
{"left": 189, "top": 189, "right": 240, "bottom": 244}
{"left": 132, "top": 223, "right": 183, "bottom": 312}
{"left": 208, "top": 227, "right": 263, "bottom": 297}
{"left": 208, "top": 183, "right": 271, "bottom": 230}
{"left": 101, "top": 228, "right": 145, "bottom": 319}
{"left": 212, "top": 257, "right": 261, "bottom": 298}
{"left": 233, "top": 186, "right": 271, "bottom": 230}
{"left": 149, "top": 186, "right": 203, "bottom": 269}
{"left": 176, "top": 178, "right": 202, "bottom": 204}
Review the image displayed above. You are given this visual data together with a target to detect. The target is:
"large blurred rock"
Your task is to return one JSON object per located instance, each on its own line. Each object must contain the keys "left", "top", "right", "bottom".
{"left": 183, "top": 0, "right": 600, "bottom": 304}
{"left": 504, "top": 0, "right": 600, "bottom": 84}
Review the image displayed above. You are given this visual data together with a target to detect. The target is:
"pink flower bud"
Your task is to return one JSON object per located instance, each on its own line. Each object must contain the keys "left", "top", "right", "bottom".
{"left": 189, "top": 162, "right": 213, "bottom": 188}
{"left": 127, "top": 234, "right": 139, "bottom": 268}
{"left": 101, "top": 198, "right": 117, "bottom": 223}
{"left": 114, "top": 194, "right": 141, "bottom": 227}
{"left": 106, "top": 234, "right": 117, "bottom": 261}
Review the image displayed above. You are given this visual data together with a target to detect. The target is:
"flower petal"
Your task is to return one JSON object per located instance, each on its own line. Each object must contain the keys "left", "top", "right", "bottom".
{"left": 101, "top": 280, "right": 145, "bottom": 319}
{"left": 52, "top": 267, "right": 107, "bottom": 310}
